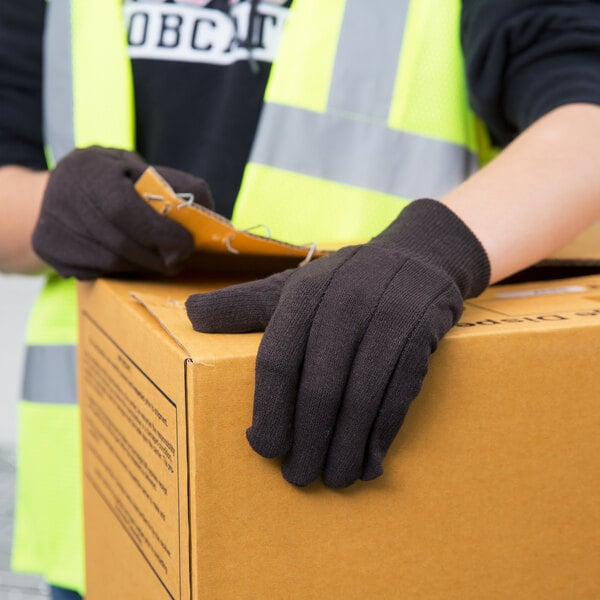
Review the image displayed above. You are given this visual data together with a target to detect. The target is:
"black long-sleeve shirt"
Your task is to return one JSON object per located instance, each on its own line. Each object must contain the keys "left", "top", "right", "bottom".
{"left": 461, "top": 0, "right": 600, "bottom": 146}
{"left": 1, "top": 0, "right": 599, "bottom": 216}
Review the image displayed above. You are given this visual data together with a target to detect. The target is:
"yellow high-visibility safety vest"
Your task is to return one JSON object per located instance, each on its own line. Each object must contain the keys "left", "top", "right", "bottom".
{"left": 233, "top": 0, "right": 495, "bottom": 246}
{"left": 13, "top": 0, "right": 492, "bottom": 593}
{"left": 12, "top": 1, "right": 133, "bottom": 593}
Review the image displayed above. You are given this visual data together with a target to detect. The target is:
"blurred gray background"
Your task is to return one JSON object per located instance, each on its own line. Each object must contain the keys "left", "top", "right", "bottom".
{"left": 0, "top": 273, "right": 50, "bottom": 598}
{"left": 0, "top": 273, "right": 43, "bottom": 445}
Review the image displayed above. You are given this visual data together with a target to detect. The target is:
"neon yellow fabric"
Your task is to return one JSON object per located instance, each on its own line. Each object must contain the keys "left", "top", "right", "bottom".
{"left": 264, "top": 0, "right": 345, "bottom": 112}
{"left": 233, "top": 164, "right": 409, "bottom": 247}
{"left": 12, "top": 402, "right": 84, "bottom": 593}
{"left": 233, "top": 0, "right": 483, "bottom": 246}
{"left": 72, "top": 0, "right": 135, "bottom": 150}
{"left": 43, "top": 146, "right": 56, "bottom": 171}
{"left": 16, "top": 274, "right": 82, "bottom": 593}
{"left": 389, "top": 0, "right": 478, "bottom": 151}
{"left": 474, "top": 118, "right": 500, "bottom": 166}
{"left": 25, "top": 276, "right": 77, "bottom": 346}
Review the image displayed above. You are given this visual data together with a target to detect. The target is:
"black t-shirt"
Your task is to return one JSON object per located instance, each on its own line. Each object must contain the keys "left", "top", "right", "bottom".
{"left": 126, "top": 0, "right": 291, "bottom": 217}
{"left": 1, "top": 0, "right": 600, "bottom": 216}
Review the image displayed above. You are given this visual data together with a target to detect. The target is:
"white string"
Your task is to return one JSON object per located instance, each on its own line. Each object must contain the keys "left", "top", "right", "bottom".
{"left": 143, "top": 193, "right": 164, "bottom": 202}
{"left": 142, "top": 193, "right": 170, "bottom": 214}
{"left": 241, "top": 223, "right": 273, "bottom": 239}
{"left": 175, "top": 192, "right": 195, "bottom": 209}
{"left": 298, "top": 241, "right": 318, "bottom": 267}
{"left": 224, "top": 234, "right": 240, "bottom": 255}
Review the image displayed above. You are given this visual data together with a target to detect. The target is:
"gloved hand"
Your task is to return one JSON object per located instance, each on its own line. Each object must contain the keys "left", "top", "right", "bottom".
{"left": 186, "top": 200, "right": 490, "bottom": 488}
{"left": 32, "top": 146, "right": 214, "bottom": 279}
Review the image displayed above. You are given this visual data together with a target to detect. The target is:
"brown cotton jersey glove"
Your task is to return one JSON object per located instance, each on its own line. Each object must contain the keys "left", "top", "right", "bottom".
{"left": 185, "top": 200, "right": 490, "bottom": 489}
{"left": 32, "top": 146, "right": 214, "bottom": 279}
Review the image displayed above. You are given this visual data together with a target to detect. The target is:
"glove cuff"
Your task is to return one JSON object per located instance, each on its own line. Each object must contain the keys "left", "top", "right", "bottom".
{"left": 375, "top": 199, "right": 491, "bottom": 299}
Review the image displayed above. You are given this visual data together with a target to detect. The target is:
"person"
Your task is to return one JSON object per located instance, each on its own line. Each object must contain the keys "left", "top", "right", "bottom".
{"left": 1, "top": 1, "right": 599, "bottom": 598}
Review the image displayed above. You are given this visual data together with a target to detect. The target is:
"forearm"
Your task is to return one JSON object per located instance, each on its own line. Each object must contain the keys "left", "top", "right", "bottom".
{"left": 442, "top": 103, "right": 600, "bottom": 284}
{"left": 0, "top": 165, "right": 48, "bottom": 273}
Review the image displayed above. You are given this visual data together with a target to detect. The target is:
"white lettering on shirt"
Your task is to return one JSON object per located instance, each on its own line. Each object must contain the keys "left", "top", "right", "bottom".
{"left": 124, "top": 1, "right": 289, "bottom": 65}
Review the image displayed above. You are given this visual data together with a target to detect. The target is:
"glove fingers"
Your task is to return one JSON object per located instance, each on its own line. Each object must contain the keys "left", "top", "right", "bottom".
{"left": 32, "top": 213, "right": 144, "bottom": 279}
{"left": 79, "top": 146, "right": 148, "bottom": 181}
{"left": 68, "top": 147, "right": 196, "bottom": 265}
{"left": 39, "top": 147, "right": 194, "bottom": 276}
{"left": 103, "top": 187, "right": 196, "bottom": 269}
{"left": 361, "top": 286, "right": 461, "bottom": 482}
{"left": 321, "top": 268, "right": 419, "bottom": 488}
{"left": 247, "top": 248, "right": 360, "bottom": 460}
{"left": 34, "top": 209, "right": 188, "bottom": 278}
{"left": 281, "top": 247, "right": 404, "bottom": 487}
{"left": 359, "top": 348, "right": 428, "bottom": 482}
{"left": 65, "top": 187, "right": 194, "bottom": 274}
{"left": 186, "top": 269, "right": 292, "bottom": 333}
{"left": 155, "top": 166, "right": 215, "bottom": 210}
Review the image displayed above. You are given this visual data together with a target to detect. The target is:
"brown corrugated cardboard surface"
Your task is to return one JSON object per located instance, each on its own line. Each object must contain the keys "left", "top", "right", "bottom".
{"left": 545, "top": 224, "right": 600, "bottom": 264}
{"left": 78, "top": 275, "right": 600, "bottom": 599}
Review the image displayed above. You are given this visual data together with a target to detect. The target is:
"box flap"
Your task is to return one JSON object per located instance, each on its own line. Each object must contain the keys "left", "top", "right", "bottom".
{"left": 127, "top": 276, "right": 600, "bottom": 354}
{"left": 130, "top": 290, "right": 261, "bottom": 363}
{"left": 135, "top": 168, "right": 326, "bottom": 269}
{"left": 130, "top": 292, "right": 195, "bottom": 356}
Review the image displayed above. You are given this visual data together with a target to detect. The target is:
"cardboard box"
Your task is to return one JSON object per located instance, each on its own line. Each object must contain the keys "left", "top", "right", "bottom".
{"left": 78, "top": 274, "right": 600, "bottom": 599}
{"left": 546, "top": 223, "right": 600, "bottom": 265}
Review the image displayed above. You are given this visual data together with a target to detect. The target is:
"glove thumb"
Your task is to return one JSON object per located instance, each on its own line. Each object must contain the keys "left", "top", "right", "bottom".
{"left": 186, "top": 269, "right": 293, "bottom": 333}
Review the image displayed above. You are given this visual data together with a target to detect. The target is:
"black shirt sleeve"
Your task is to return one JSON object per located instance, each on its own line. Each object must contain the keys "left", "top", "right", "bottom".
{"left": 461, "top": 0, "right": 600, "bottom": 147}
{"left": 0, "top": 1, "right": 47, "bottom": 169}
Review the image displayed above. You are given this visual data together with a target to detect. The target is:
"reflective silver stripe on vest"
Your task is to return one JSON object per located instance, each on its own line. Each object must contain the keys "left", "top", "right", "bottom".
{"left": 43, "top": 0, "right": 75, "bottom": 164}
{"left": 250, "top": 103, "right": 479, "bottom": 200}
{"left": 22, "top": 345, "right": 77, "bottom": 405}
{"left": 328, "top": 0, "right": 410, "bottom": 121}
